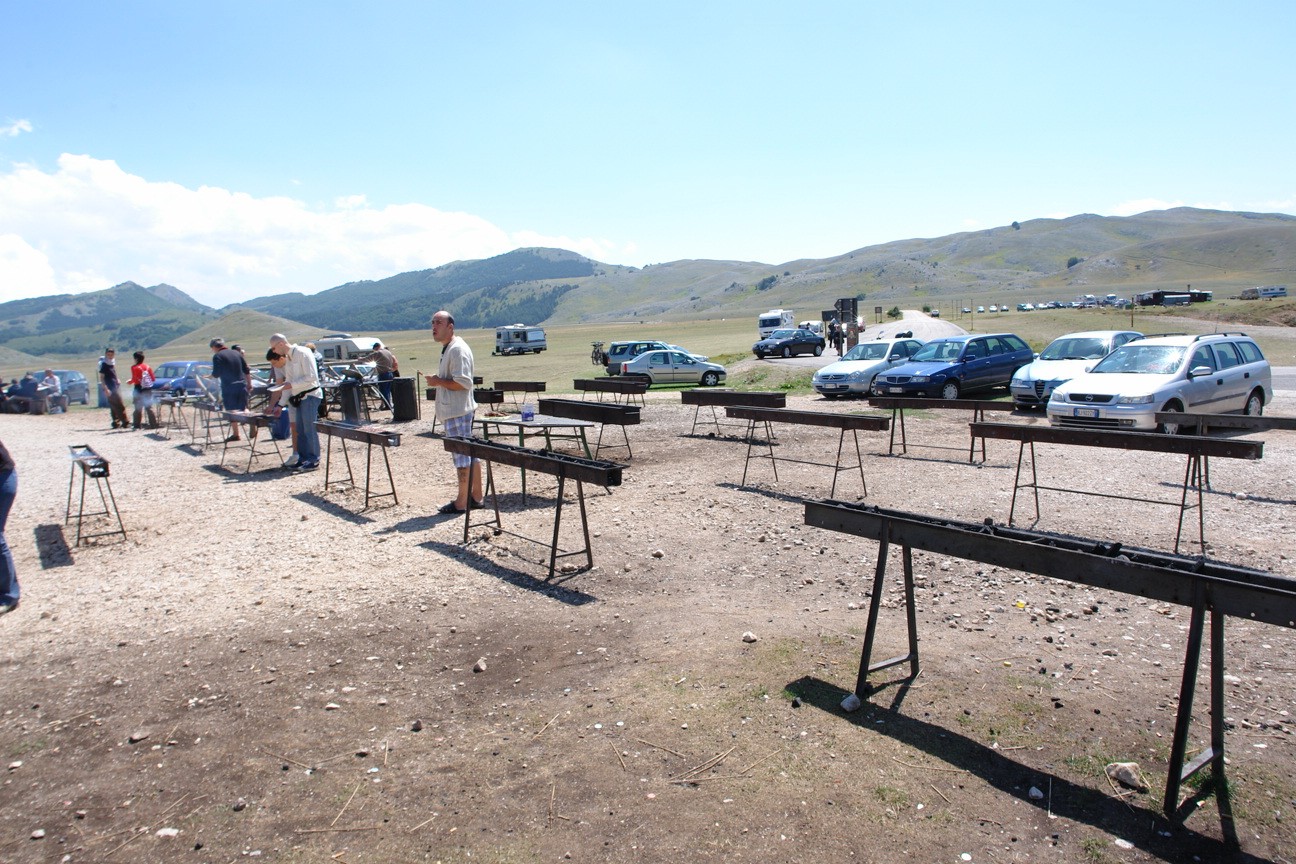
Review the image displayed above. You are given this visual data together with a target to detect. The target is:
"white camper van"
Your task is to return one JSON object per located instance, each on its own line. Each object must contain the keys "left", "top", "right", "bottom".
{"left": 757, "top": 309, "right": 795, "bottom": 338}
{"left": 494, "top": 324, "right": 548, "bottom": 356}
{"left": 316, "top": 335, "right": 388, "bottom": 361}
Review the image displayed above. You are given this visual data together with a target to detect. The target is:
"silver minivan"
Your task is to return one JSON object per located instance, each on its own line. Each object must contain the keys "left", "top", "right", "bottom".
{"left": 1047, "top": 333, "right": 1271, "bottom": 432}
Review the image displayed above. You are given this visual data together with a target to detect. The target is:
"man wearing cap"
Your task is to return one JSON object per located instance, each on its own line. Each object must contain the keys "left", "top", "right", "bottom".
{"left": 364, "top": 341, "right": 398, "bottom": 408}
{"left": 210, "top": 337, "right": 251, "bottom": 442}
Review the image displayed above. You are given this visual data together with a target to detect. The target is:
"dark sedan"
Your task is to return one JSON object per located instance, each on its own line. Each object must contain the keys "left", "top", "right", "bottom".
{"left": 871, "top": 333, "right": 1033, "bottom": 399}
{"left": 753, "top": 328, "right": 825, "bottom": 359}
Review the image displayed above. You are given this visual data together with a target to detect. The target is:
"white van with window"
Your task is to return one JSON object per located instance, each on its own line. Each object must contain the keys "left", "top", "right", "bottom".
{"left": 316, "top": 335, "right": 388, "bottom": 361}
{"left": 494, "top": 324, "right": 547, "bottom": 355}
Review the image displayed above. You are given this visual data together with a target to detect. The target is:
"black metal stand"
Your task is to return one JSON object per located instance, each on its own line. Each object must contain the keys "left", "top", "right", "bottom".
{"left": 65, "top": 445, "right": 126, "bottom": 546}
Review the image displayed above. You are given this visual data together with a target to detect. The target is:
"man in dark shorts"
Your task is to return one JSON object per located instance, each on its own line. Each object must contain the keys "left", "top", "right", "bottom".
{"left": 210, "top": 337, "right": 251, "bottom": 442}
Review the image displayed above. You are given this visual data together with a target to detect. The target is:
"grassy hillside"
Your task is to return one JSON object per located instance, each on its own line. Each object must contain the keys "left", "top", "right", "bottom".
{"left": 0, "top": 281, "right": 217, "bottom": 356}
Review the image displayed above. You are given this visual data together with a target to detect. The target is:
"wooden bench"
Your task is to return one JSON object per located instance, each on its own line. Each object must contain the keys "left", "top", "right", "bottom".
{"left": 866, "top": 396, "right": 1019, "bottom": 462}
{"left": 725, "top": 406, "right": 889, "bottom": 498}
{"left": 679, "top": 389, "right": 787, "bottom": 436}
{"left": 573, "top": 377, "right": 649, "bottom": 405}
{"left": 539, "top": 397, "right": 641, "bottom": 459}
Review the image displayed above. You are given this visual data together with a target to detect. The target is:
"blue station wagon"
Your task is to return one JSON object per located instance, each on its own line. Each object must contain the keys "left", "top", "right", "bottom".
{"left": 871, "top": 333, "right": 1034, "bottom": 399}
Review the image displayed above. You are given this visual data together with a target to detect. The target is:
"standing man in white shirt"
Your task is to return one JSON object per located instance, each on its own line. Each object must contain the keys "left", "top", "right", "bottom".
{"left": 425, "top": 311, "right": 481, "bottom": 514}
{"left": 268, "top": 333, "right": 322, "bottom": 471}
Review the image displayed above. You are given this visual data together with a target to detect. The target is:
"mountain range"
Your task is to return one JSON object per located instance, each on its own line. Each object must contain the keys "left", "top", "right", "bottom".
{"left": 2, "top": 207, "right": 1293, "bottom": 357}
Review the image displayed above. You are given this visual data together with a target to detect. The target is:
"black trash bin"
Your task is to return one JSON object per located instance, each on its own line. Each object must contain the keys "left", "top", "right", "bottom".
{"left": 338, "top": 379, "right": 364, "bottom": 425}
{"left": 391, "top": 376, "right": 418, "bottom": 422}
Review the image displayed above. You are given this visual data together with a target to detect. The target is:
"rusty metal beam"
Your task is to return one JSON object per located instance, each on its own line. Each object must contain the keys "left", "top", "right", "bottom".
{"left": 866, "top": 396, "right": 1018, "bottom": 413}
{"left": 1154, "top": 412, "right": 1296, "bottom": 434}
{"left": 442, "top": 437, "right": 623, "bottom": 487}
{"left": 805, "top": 500, "right": 1296, "bottom": 820}
{"left": 315, "top": 420, "right": 402, "bottom": 447}
{"left": 971, "top": 421, "right": 1264, "bottom": 459}
{"left": 680, "top": 389, "right": 786, "bottom": 408}
{"left": 574, "top": 378, "right": 649, "bottom": 395}
{"left": 538, "top": 397, "right": 641, "bottom": 426}
{"left": 726, "top": 406, "right": 889, "bottom": 431}
{"left": 804, "top": 502, "right": 1296, "bottom": 631}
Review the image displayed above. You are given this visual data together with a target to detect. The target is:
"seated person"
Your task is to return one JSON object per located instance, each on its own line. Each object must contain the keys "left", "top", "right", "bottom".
{"left": 9, "top": 374, "right": 38, "bottom": 413}
{"left": 37, "top": 369, "right": 63, "bottom": 412}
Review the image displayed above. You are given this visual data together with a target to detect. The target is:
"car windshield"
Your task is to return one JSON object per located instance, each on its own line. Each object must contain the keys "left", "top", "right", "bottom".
{"left": 1039, "top": 337, "right": 1110, "bottom": 361}
{"left": 842, "top": 343, "right": 891, "bottom": 361}
{"left": 1091, "top": 344, "right": 1184, "bottom": 374}
{"left": 910, "top": 340, "right": 966, "bottom": 362}
{"left": 768, "top": 329, "right": 795, "bottom": 339}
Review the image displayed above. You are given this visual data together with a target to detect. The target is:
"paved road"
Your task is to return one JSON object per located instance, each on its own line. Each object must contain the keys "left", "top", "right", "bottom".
{"left": 775, "top": 310, "right": 963, "bottom": 370}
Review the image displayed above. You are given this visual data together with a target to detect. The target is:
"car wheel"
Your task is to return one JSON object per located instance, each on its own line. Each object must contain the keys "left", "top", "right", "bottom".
{"left": 781, "top": 346, "right": 792, "bottom": 358}
{"left": 173, "top": 388, "right": 184, "bottom": 398}
{"left": 1244, "top": 388, "right": 1265, "bottom": 416}
{"left": 79, "top": 393, "right": 88, "bottom": 405}
{"left": 812, "top": 344, "right": 823, "bottom": 357}
{"left": 701, "top": 371, "right": 720, "bottom": 387}
{"left": 754, "top": 351, "right": 765, "bottom": 359}
{"left": 1157, "top": 401, "right": 1184, "bottom": 435}
{"left": 940, "top": 380, "right": 960, "bottom": 400}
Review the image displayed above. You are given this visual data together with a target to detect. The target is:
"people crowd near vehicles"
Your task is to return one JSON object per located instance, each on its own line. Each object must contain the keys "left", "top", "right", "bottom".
{"left": 99, "top": 349, "right": 129, "bottom": 429}
{"left": 425, "top": 311, "right": 482, "bottom": 514}
{"left": 127, "top": 352, "right": 159, "bottom": 430}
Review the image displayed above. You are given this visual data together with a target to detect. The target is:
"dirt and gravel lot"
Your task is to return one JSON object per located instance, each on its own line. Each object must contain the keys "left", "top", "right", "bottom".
{"left": 0, "top": 380, "right": 1293, "bottom": 864}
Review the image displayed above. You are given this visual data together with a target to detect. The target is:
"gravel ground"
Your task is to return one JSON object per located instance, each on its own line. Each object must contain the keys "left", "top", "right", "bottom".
{"left": 0, "top": 388, "right": 1293, "bottom": 863}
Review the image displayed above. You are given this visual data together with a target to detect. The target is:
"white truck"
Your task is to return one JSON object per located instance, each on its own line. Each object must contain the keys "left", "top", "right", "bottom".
{"left": 493, "top": 324, "right": 547, "bottom": 355}
{"left": 757, "top": 309, "right": 795, "bottom": 338}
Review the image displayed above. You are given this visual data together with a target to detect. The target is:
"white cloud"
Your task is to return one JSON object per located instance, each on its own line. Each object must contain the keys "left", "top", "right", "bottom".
{"left": 1, "top": 119, "right": 32, "bottom": 138}
{"left": 0, "top": 154, "right": 628, "bottom": 307}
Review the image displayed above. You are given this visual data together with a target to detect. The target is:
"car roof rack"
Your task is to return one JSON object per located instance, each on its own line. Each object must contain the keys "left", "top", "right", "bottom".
{"left": 1127, "top": 332, "right": 1187, "bottom": 342}
{"left": 1194, "top": 331, "right": 1248, "bottom": 341}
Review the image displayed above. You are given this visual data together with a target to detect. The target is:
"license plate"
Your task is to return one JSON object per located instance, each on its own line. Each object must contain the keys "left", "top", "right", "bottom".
{"left": 1073, "top": 407, "right": 1099, "bottom": 418}
{"left": 888, "top": 387, "right": 904, "bottom": 394}
{"left": 824, "top": 384, "right": 844, "bottom": 390}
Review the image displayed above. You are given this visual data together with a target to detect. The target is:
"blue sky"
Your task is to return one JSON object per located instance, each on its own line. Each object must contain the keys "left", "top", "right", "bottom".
{"left": 2, "top": 1, "right": 1293, "bottom": 307}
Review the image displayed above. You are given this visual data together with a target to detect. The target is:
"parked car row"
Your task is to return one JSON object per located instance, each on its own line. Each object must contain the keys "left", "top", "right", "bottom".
{"left": 806, "top": 326, "right": 1272, "bottom": 433}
